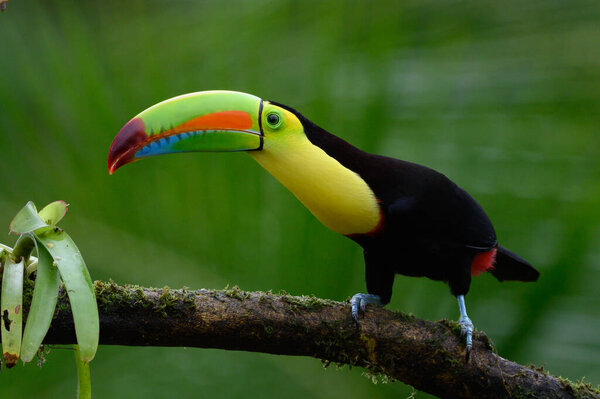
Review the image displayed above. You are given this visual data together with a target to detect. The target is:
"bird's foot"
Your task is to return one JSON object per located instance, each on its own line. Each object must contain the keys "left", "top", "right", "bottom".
{"left": 350, "top": 293, "right": 382, "bottom": 324}
{"left": 459, "top": 314, "right": 474, "bottom": 359}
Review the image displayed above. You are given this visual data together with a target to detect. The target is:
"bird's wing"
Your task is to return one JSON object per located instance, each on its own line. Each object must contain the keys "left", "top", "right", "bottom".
{"left": 386, "top": 180, "right": 497, "bottom": 253}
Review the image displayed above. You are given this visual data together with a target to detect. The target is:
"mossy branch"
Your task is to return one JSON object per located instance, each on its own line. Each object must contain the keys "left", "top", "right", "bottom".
{"left": 3, "top": 280, "right": 599, "bottom": 399}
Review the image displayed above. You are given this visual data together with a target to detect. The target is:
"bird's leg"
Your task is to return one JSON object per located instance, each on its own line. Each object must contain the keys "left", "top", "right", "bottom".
{"left": 350, "top": 293, "right": 382, "bottom": 323}
{"left": 457, "top": 294, "right": 474, "bottom": 358}
{"left": 352, "top": 251, "right": 393, "bottom": 323}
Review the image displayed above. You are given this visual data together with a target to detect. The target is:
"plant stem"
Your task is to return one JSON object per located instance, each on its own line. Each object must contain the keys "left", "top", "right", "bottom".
{"left": 74, "top": 345, "right": 92, "bottom": 399}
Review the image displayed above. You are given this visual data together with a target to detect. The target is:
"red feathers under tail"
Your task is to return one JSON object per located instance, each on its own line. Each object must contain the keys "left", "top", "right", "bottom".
{"left": 471, "top": 247, "right": 497, "bottom": 276}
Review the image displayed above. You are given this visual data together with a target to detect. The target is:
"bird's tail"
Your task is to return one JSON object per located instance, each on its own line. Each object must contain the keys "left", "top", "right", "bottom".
{"left": 490, "top": 246, "right": 539, "bottom": 282}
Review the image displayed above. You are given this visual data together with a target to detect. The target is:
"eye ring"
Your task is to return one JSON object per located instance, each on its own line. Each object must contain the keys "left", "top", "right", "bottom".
{"left": 265, "top": 112, "right": 282, "bottom": 128}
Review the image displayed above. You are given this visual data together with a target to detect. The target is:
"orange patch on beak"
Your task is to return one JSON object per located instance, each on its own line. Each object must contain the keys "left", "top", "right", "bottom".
{"left": 166, "top": 110, "right": 254, "bottom": 135}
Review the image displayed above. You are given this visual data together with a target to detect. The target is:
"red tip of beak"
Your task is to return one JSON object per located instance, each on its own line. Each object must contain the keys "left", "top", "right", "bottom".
{"left": 108, "top": 118, "right": 148, "bottom": 174}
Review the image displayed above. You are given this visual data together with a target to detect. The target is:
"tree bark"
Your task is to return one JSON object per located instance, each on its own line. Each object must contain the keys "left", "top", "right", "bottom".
{"left": 4, "top": 281, "right": 599, "bottom": 398}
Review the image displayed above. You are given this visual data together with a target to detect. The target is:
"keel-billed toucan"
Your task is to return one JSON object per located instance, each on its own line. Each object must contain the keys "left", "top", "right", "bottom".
{"left": 108, "top": 90, "right": 539, "bottom": 356}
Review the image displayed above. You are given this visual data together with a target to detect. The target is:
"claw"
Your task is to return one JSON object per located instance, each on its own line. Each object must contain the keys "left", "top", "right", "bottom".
{"left": 360, "top": 300, "right": 367, "bottom": 313}
{"left": 350, "top": 293, "right": 382, "bottom": 324}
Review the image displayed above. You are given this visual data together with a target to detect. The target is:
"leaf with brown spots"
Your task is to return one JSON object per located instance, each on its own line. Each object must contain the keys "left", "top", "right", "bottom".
{"left": 1, "top": 258, "right": 24, "bottom": 367}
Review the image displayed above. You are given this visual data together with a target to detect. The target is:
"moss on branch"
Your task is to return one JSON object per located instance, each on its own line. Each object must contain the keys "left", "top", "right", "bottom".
{"left": 2, "top": 280, "right": 599, "bottom": 399}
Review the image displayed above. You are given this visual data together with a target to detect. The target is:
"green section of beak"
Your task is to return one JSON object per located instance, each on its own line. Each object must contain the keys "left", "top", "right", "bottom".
{"left": 139, "top": 90, "right": 262, "bottom": 135}
{"left": 108, "top": 90, "right": 264, "bottom": 173}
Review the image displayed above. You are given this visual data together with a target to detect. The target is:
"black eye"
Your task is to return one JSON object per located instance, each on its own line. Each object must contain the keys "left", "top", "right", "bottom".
{"left": 266, "top": 112, "right": 281, "bottom": 127}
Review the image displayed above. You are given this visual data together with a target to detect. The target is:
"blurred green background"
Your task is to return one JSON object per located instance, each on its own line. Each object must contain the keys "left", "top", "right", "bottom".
{"left": 1, "top": 0, "right": 599, "bottom": 397}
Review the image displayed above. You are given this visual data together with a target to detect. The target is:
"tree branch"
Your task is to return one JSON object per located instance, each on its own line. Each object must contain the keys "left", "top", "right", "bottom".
{"left": 5, "top": 281, "right": 600, "bottom": 398}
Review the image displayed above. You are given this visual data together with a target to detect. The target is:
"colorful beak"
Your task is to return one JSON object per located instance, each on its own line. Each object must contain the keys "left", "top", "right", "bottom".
{"left": 108, "top": 90, "right": 264, "bottom": 174}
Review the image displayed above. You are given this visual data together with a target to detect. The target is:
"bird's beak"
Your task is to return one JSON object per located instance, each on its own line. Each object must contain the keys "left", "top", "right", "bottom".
{"left": 108, "top": 90, "right": 264, "bottom": 174}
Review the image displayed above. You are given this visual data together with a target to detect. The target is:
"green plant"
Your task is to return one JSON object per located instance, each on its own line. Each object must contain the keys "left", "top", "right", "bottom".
{"left": 0, "top": 201, "right": 98, "bottom": 398}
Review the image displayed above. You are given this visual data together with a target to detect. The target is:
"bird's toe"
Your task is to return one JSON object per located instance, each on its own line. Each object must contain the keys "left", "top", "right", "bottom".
{"left": 458, "top": 315, "right": 474, "bottom": 355}
{"left": 350, "top": 295, "right": 361, "bottom": 323}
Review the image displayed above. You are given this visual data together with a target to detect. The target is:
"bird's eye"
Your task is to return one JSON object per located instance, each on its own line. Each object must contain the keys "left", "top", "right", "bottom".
{"left": 266, "top": 112, "right": 282, "bottom": 128}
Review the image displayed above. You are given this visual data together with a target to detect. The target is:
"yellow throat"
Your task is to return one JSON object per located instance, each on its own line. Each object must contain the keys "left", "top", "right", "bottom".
{"left": 249, "top": 133, "right": 381, "bottom": 236}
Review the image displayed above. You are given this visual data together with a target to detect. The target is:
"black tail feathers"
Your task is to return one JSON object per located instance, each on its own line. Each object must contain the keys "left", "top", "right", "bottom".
{"left": 490, "top": 246, "right": 539, "bottom": 282}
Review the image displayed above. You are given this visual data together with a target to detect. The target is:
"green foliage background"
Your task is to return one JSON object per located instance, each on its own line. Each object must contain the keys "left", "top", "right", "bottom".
{"left": 1, "top": 1, "right": 599, "bottom": 397}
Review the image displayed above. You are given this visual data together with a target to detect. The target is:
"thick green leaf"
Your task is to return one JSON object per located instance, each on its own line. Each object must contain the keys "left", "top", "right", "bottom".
{"left": 36, "top": 230, "right": 98, "bottom": 362}
{"left": 9, "top": 201, "right": 47, "bottom": 234}
{"left": 74, "top": 345, "right": 92, "bottom": 399}
{"left": 1, "top": 258, "right": 24, "bottom": 368}
{"left": 20, "top": 239, "right": 60, "bottom": 363}
{"left": 38, "top": 201, "right": 69, "bottom": 226}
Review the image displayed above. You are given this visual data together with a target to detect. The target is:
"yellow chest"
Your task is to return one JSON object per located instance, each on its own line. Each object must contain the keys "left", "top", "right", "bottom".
{"left": 249, "top": 135, "right": 381, "bottom": 236}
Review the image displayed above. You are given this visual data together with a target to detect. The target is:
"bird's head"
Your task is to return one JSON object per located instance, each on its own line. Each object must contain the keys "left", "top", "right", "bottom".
{"left": 107, "top": 90, "right": 304, "bottom": 174}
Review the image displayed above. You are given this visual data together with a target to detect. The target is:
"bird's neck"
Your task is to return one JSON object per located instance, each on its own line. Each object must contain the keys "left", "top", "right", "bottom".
{"left": 249, "top": 133, "right": 381, "bottom": 236}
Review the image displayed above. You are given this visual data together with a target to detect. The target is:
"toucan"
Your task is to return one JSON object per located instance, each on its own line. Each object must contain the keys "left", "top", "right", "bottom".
{"left": 107, "top": 90, "right": 539, "bottom": 357}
